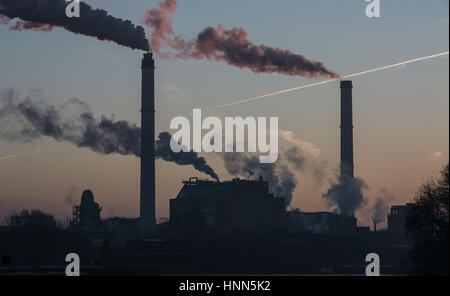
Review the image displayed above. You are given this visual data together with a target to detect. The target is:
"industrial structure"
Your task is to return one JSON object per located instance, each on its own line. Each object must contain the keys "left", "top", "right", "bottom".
{"left": 140, "top": 53, "right": 156, "bottom": 237}
{"left": 56, "top": 75, "right": 417, "bottom": 275}
{"left": 288, "top": 211, "right": 357, "bottom": 234}
{"left": 169, "top": 177, "right": 285, "bottom": 238}
{"left": 340, "top": 80, "right": 354, "bottom": 179}
{"left": 71, "top": 189, "right": 102, "bottom": 233}
{"left": 388, "top": 203, "right": 415, "bottom": 242}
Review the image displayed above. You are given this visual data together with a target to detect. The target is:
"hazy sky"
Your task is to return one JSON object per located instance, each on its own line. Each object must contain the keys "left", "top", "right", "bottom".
{"left": 0, "top": 0, "right": 448, "bottom": 228}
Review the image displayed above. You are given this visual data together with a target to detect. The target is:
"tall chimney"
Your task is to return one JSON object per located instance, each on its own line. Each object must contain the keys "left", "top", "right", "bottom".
{"left": 340, "top": 80, "right": 354, "bottom": 179}
{"left": 140, "top": 53, "right": 156, "bottom": 236}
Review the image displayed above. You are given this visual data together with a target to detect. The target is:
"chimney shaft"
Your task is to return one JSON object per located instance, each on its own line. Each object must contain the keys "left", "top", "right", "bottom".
{"left": 140, "top": 53, "right": 156, "bottom": 236}
{"left": 340, "top": 80, "right": 354, "bottom": 179}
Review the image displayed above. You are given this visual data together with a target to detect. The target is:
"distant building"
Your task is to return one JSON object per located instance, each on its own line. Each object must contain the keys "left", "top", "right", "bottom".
{"left": 72, "top": 190, "right": 102, "bottom": 233}
{"left": 169, "top": 177, "right": 285, "bottom": 238}
{"left": 388, "top": 203, "right": 415, "bottom": 242}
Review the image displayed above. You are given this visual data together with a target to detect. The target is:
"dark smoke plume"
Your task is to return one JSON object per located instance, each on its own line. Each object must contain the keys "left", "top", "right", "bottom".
{"left": 0, "top": 89, "right": 219, "bottom": 180}
{"left": 156, "top": 132, "right": 219, "bottom": 181}
{"left": 143, "top": 0, "right": 338, "bottom": 78}
{"left": 371, "top": 188, "right": 394, "bottom": 225}
{"left": 222, "top": 153, "right": 297, "bottom": 206}
{"left": 322, "top": 174, "right": 369, "bottom": 217}
{"left": 0, "top": 0, "right": 149, "bottom": 51}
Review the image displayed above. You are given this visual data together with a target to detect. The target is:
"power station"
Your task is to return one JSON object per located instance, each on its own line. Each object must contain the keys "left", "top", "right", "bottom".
{"left": 136, "top": 53, "right": 358, "bottom": 234}
{"left": 60, "top": 59, "right": 416, "bottom": 275}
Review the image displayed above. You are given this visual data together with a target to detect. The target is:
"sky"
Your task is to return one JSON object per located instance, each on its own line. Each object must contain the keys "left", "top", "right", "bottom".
{"left": 0, "top": 0, "right": 448, "bottom": 228}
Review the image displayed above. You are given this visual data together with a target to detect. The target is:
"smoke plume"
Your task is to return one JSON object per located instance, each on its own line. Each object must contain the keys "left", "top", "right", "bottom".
{"left": 142, "top": 0, "right": 178, "bottom": 53}
{"left": 322, "top": 174, "right": 369, "bottom": 217}
{"left": 143, "top": 0, "right": 338, "bottom": 78}
{"left": 284, "top": 146, "right": 328, "bottom": 184}
{"left": 371, "top": 188, "right": 394, "bottom": 225}
{"left": 156, "top": 132, "right": 219, "bottom": 181}
{"left": 0, "top": 0, "right": 149, "bottom": 51}
{"left": 0, "top": 88, "right": 219, "bottom": 180}
{"left": 222, "top": 153, "right": 297, "bottom": 206}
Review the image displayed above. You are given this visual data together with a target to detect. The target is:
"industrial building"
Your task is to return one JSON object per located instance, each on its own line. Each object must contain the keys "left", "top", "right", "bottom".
{"left": 56, "top": 64, "right": 415, "bottom": 274}
{"left": 388, "top": 203, "right": 415, "bottom": 242}
{"left": 287, "top": 211, "right": 357, "bottom": 234}
{"left": 169, "top": 177, "right": 285, "bottom": 238}
{"left": 72, "top": 189, "right": 102, "bottom": 233}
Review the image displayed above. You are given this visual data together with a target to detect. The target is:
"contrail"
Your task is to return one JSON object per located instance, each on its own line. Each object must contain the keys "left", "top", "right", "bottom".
{"left": 206, "top": 51, "right": 449, "bottom": 110}
{"left": 0, "top": 152, "right": 22, "bottom": 162}
{"left": 0, "top": 143, "right": 65, "bottom": 164}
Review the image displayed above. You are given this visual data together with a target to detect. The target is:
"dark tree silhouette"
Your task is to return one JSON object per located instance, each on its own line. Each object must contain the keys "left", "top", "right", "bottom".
{"left": 405, "top": 162, "right": 449, "bottom": 275}
{"left": 6, "top": 209, "right": 60, "bottom": 231}
{"left": 1, "top": 209, "right": 95, "bottom": 266}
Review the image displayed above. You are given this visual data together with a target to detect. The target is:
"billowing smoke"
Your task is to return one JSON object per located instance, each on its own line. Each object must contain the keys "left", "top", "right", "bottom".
{"left": 222, "top": 153, "right": 297, "bottom": 206}
{"left": 0, "top": 0, "right": 149, "bottom": 51}
{"left": 371, "top": 188, "right": 394, "bottom": 225}
{"left": 142, "top": 0, "right": 178, "bottom": 53}
{"left": 0, "top": 88, "right": 219, "bottom": 180}
{"left": 284, "top": 147, "right": 307, "bottom": 171}
{"left": 284, "top": 146, "right": 328, "bottom": 184}
{"left": 0, "top": 88, "right": 141, "bottom": 155}
{"left": 143, "top": 0, "right": 338, "bottom": 78}
{"left": 322, "top": 174, "right": 369, "bottom": 217}
{"left": 156, "top": 132, "right": 219, "bottom": 181}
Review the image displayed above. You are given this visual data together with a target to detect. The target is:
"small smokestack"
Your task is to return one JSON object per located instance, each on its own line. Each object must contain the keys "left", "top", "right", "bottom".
{"left": 373, "top": 220, "right": 377, "bottom": 232}
{"left": 140, "top": 53, "right": 156, "bottom": 236}
{"left": 340, "top": 80, "right": 354, "bottom": 179}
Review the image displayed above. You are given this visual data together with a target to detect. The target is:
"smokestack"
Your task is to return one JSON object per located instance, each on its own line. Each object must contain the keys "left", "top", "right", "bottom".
{"left": 373, "top": 220, "right": 377, "bottom": 232}
{"left": 140, "top": 53, "right": 156, "bottom": 236}
{"left": 340, "top": 80, "right": 354, "bottom": 179}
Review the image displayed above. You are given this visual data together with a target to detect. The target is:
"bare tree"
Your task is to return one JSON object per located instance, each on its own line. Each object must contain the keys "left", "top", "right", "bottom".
{"left": 405, "top": 162, "right": 449, "bottom": 275}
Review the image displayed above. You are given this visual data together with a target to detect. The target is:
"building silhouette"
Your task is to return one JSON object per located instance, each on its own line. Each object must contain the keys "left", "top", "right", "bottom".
{"left": 170, "top": 177, "right": 285, "bottom": 238}
{"left": 72, "top": 189, "right": 102, "bottom": 233}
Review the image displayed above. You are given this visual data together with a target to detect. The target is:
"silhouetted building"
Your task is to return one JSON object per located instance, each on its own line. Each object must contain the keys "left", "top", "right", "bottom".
{"left": 288, "top": 211, "right": 357, "bottom": 234}
{"left": 170, "top": 177, "right": 285, "bottom": 238}
{"left": 388, "top": 203, "right": 414, "bottom": 237}
{"left": 357, "top": 226, "right": 370, "bottom": 234}
{"left": 104, "top": 217, "right": 139, "bottom": 246}
{"left": 72, "top": 189, "right": 102, "bottom": 233}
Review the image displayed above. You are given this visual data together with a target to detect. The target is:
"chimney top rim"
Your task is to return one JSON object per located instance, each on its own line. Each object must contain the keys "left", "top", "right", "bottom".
{"left": 340, "top": 80, "right": 353, "bottom": 88}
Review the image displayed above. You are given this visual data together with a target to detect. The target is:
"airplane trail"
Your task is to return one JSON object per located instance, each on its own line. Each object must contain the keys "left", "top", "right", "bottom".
{"left": 206, "top": 51, "right": 449, "bottom": 111}
{"left": 0, "top": 143, "right": 65, "bottom": 164}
